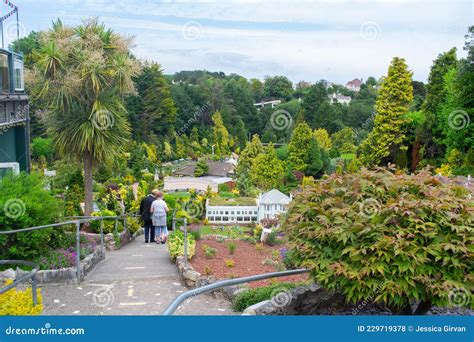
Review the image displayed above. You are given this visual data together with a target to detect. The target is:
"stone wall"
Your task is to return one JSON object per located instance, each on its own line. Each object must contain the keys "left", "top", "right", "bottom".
{"left": 242, "top": 283, "right": 345, "bottom": 315}
{"left": 1, "top": 248, "right": 105, "bottom": 285}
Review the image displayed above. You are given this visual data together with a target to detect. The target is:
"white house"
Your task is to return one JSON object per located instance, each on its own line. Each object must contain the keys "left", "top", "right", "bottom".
{"left": 328, "top": 93, "right": 351, "bottom": 105}
{"left": 257, "top": 189, "right": 292, "bottom": 221}
{"left": 345, "top": 78, "right": 362, "bottom": 92}
{"left": 205, "top": 189, "right": 292, "bottom": 224}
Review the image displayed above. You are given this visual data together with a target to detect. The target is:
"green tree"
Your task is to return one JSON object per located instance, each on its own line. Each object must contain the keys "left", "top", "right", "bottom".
{"left": 359, "top": 57, "right": 414, "bottom": 167}
{"left": 263, "top": 76, "right": 293, "bottom": 100}
{"left": 288, "top": 122, "right": 313, "bottom": 171}
{"left": 250, "top": 144, "right": 284, "bottom": 190}
{"left": 140, "top": 62, "right": 177, "bottom": 140}
{"left": 314, "top": 128, "right": 332, "bottom": 151}
{"left": 194, "top": 159, "right": 209, "bottom": 177}
{"left": 331, "top": 127, "right": 356, "bottom": 156}
{"left": 236, "top": 134, "right": 263, "bottom": 174}
{"left": 212, "top": 111, "right": 231, "bottom": 158}
{"left": 304, "top": 136, "right": 324, "bottom": 177}
{"left": 419, "top": 48, "right": 458, "bottom": 163}
{"left": 31, "top": 19, "right": 140, "bottom": 215}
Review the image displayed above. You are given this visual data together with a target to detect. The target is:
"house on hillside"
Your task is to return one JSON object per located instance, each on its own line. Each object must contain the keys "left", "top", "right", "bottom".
{"left": 328, "top": 93, "right": 351, "bottom": 105}
{"left": 345, "top": 78, "right": 362, "bottom": 92}
{"left": 0, "top": 48, "right": 29, "bottom": 177}
{"left": 205, "top": 189, "right": 292, "bottom": 224}
{"left": 253, "top": 99, "right": 282, "bottom": 109}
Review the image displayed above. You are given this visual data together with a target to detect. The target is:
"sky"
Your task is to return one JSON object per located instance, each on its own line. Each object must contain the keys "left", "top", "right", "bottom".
{"left": 4, "top": 0, "right": 473, "bottom": 84}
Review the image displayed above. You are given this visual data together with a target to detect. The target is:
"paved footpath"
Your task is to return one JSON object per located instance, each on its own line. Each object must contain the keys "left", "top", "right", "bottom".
{"left": 41, "top": 238, "right": 233, "bottom": 315}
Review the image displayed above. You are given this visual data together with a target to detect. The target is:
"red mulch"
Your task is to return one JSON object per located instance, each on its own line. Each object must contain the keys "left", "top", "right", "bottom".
{"left": 190, "top": 236, "right": 308, "bottom": 287}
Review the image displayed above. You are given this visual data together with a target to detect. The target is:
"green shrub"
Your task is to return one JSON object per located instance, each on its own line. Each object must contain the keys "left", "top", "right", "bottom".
{"left": 189, "top": 230, "right": 201, "bottom": 241}
{"left": 225, "top": 259, "right": 235, "bottom": 268}
{"left": 265, "top": 231, "right": 278, "bottom": 246}
{"left": 126, "top": 216, "right": 141, "bottom": 234}
{"left": 0, "top": 280, "right": 43, "bottom": 315}
{"left": 0, "top": 172, "right": 63, "bottom": 262}
{"left": 31, "top": 137, "right": 55, "bottom": 162}
{"left": 284, "top": 168, "right": 474, "bottom": 314}
{"left": 227, "top": 242, "right": 236, "bottom": 254}
{"left": 232, "top": 282, "right": 301, "bottom": 312}
{"left": 204, "top": 246, "right": 217, "bottom": 259}
{"left": 168, "top": 229, "right": 196, "bottom": 261}
{"left": 89, "top": 210, "right": 119, "bottom": 234}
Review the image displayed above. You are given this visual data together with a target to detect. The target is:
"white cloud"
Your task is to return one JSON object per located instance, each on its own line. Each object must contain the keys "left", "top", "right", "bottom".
{"left": 17, "top": 0, "right": 472, "bottom": 83}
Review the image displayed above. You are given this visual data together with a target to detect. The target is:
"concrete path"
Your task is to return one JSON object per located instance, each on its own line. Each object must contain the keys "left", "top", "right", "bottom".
{"left": 41, "top": 238, "right": 233, "bottom": 315}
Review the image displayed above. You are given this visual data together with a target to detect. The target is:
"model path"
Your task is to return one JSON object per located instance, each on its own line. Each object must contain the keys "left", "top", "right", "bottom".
{"left": 41, "top": 238, "right": 233, "bottom": 315}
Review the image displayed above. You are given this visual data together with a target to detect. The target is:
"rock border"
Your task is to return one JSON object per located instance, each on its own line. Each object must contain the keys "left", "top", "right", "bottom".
{"left": 175, "top": 256, "right": 242, "bottom": 301}
{"left": 2, "top": 248, "right": 105, "bottom": 285}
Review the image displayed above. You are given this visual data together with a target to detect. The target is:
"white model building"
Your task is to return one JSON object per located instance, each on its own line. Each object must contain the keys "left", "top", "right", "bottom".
{"left": 205, "top": 189, "right": 292, "bottom": 224}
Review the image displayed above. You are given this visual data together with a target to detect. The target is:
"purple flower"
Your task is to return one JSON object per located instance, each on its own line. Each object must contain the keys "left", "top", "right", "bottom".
{"left": 279, "top": 247, "right": 288, "bottom": 260}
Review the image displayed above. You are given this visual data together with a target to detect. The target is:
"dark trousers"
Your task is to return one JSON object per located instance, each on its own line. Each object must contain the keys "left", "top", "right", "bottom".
{"left": 144, "top": 221, "right": 155, "bottom": 242}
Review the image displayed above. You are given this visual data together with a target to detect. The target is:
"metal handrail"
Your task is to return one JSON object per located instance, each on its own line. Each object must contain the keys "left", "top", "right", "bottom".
{"left": 0, "top": 260, "right": 39, "bottom": 306}
{"left": 0, "top": 213, "right": 137, "bottom": 284}
{"left": 162, "top": 268, "right": 310, "bottom": 315}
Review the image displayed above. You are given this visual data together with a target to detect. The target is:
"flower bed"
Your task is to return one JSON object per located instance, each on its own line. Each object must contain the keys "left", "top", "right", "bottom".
{"left": 190, "top": 236, "right": 308, "bottom": 287}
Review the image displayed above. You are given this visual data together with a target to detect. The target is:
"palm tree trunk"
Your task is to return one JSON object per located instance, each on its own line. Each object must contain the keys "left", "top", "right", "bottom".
{"left": 84, "top": 150, "right": 94, "bottom": 217}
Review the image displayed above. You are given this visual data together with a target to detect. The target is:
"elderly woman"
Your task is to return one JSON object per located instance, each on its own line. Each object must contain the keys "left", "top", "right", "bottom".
{"left": 150, "top": 191, "right": 169, "bottom": 244}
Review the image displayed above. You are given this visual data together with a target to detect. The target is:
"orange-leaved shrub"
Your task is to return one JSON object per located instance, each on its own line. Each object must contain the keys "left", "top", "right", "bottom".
{"left": 284, "top": 168, "right": 473, "bottom": 314}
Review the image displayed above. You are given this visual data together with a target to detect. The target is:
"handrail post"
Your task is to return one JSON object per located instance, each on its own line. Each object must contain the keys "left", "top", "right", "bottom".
{"left": 183, "top": 218, "right": 188, "bottom": 264}
{"left": 31, "top": 274, "right": 37, "bottom": 306}
{"left": 100, "top": 219, "right": 104, "bottom": 257}
{"left": 75, "top": 221, "right": 81, "bottom": 283}
{"left": 114, "top": 217, "right": 119, "bottom": 236}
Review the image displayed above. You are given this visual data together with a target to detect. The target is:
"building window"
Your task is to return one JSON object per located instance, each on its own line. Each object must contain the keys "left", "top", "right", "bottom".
{"left": 215, "top": 217, "right": 221, "bottom": 221}
{"left": 0, "top": 54, "right": 9, "bottom": 92}
{"left": 14, "top": 59, "right": 24, "bottom": 91}
{"left": 209, "top": 217, "right": 214, "bottom": 221}
{"left": 237, "top": 217, "right": 243, "bottom": 222}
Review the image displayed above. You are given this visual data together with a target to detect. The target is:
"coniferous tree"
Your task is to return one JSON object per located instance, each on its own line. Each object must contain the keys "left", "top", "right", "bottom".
{"left": 288, "top": 122, "right": 313, "bottom": 171}
{"left": 359, "top": 57, "right": 414, "bottom": 167}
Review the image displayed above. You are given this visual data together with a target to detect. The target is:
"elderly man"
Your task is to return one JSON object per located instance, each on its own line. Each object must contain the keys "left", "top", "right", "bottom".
{"left": 139, "top": 189, "right": 159, "bottom": 243}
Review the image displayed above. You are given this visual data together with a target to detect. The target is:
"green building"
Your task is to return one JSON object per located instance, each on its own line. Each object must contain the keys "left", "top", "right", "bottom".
{"left": 0, "top": 48, "right": 29, "bottom": 176}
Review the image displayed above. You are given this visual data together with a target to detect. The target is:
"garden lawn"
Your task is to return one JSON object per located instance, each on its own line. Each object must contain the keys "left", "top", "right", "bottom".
{"left": 190, "top": 236, "right": 309, "bottom": 287}
{"left": 198, "top": 225, "right": 252, "bottom": 239}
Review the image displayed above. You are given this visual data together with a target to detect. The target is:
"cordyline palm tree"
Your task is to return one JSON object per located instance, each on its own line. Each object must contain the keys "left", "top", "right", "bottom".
{"left": 31, "top": 18, "right": 140, "bottom": 216}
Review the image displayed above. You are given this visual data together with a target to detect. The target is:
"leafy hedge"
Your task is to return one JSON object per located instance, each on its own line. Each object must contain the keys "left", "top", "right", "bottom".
{"left": 168, "top": 229, "right": 196, "bottom": 261}
{"left": 284, "top": 168, "right": 473, "bottom": 314}
{"left": 232, "top": 282, "right": 302, "bottom": 312}
{"left": 0, "top": 173, "right": 63, "bottom": 262}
